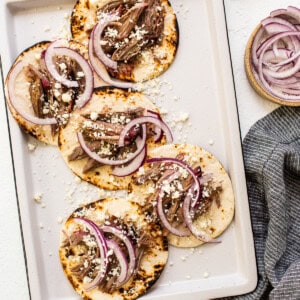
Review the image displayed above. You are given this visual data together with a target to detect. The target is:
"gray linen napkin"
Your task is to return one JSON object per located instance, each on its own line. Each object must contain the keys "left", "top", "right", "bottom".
{"left": 231, "top": 106, "right": 300, "bottom": 299}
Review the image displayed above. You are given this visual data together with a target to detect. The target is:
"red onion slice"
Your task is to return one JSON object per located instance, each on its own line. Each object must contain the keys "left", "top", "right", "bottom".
{"left": 261, "top": 16, "right": 298, "bottom": 31}
{"left": 93, "top": 15, "right": 119, "bottom": 70}
{"left": 118, "top": 116, "right": 173, "bottom": 147}
{"left": 88, "top": 26, "right": 135, "bottom": 89}
{"left": 7, "top": 61, "right": 57, "bottom": 125}
{"left": 147, "top": 157, "right": 201, "bottom": 208}
{"left": 44, "top": 39, "right": 79, "bottom": 88}
{"left": 106, "top": 239, "right": 128, "bottom": 286}
{"left": 73, "top": 217, "right": 108, "bottom": 291}
{"left": 102, "top": 225, "right": 136, "bottom": 284}
{"left": 112, "top": 142, "right": 146, "bottom": 177}
{"left": 182, "top": 188, "right": 213, "bottom": 242}
{"left": 77, "top": 131, "right": 146, "bottom": 166}
{"left": 157, "top": 172, "right": 191, "bottom": 237}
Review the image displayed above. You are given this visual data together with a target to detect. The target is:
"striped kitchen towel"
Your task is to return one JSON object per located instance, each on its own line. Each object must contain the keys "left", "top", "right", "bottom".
{"left": 231, "top": 106, "right": 300, "bottom": 299}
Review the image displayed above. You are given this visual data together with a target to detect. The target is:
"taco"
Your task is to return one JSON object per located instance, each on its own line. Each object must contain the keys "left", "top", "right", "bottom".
{"left": 58, "top": 86, "right": 172, "bottom": 190}
{"left": 130, "top": 144, "right": 235, "bottom": 248}
{"left": 5, "top": 39, "right": 94, "bottom": 145}
{"left": 71, "top": 0, "right": 179, "bottom": 83}
{"left": 59, "top": 197, "right": 168, "bottom": 300}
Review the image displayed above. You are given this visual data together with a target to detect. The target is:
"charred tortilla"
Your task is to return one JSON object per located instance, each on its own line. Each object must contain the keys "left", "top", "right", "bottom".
{"left": 5, "top": 40, "right": 90, "bottom": 145}
{"left": 59, "top": 197, "right": 168, "bottom": 300}
{"left": 58, "top": 87, "right": 166, "bottom": 190}
{"left": 130, "top": 144, "right": 235, "bottom": 248}
{"left": 71, "top": 0, "right": 178, "bottom": 83}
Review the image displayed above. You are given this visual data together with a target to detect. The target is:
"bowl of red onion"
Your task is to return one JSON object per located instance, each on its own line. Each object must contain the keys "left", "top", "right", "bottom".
{"left": 245, "top": 6, "right": 300, "bottom": 106}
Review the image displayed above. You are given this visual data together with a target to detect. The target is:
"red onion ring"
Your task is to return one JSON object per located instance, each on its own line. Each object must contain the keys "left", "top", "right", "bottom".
{"left": 44, "top": 39, "right": 79, "bottom": 88}
{"left": 182, "top": 188, "right": 213, "bottom": 242}
{"left": 118, "top": 116, "right": 173, "bottom": 147}
{"left": 77, "top": 131, "right": 146, "bottom": 166}
{"left": 271, "top": 6, "right": 300, "bottom": 24}
{"left": 73, "top": 217, "right": 108, "bottom": 291}
{"left": 88, "top": 26, "right": 135, "bottom": 89}
{"left": 93, "top": 15, "right": 119, "bottom": 70}
{"left": 102, "top": 225, "right": 136, "bottom": 284}
{"left": 50, "top": 47, "right": 94, "bottom": 108}
{"left": 7, "top": 61, "right": 57, "bottom": 125}
{"left": 147, "top": 157, "right": 201, "bottom": 208}
{"left": 106, "top": 239, "right": 128, "bottom": 286}
{"left": 156, "top": 172, "right": 191, "bottom": 237}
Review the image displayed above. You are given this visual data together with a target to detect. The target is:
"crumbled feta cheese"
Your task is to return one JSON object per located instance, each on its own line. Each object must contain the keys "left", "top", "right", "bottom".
{"left": 27, "top": 143, "right": 36, "bottom": 151}
{"left": 58, "top": 62, "right": 67, "bottom": 71}
{"left": 62, "top": 92, "right": 72, "bottom": 103}
{"left": 175, "top": 112, "right": 189, "bottom": 123}
{"left": 203, "top": 271, "right": 209, "bottom": 278}
{"left": 83, "top": 235, "right": 97, "bottom": 247}
{"left": 57, "top": 217, "right": 63, "bottom": 224}
{"left": 83, "top": 276, "right": 92, "bottom": 284}
{"left": 77, "top": 71, "right": 85, "bottom": 78}
{"left": 54, "top": 82, "right": 61, "bottom": 89}
{"left": 54, "top": 89, "right": 61, "bottom": 99}
{"left": 137, "top": 166, "right": 145, "bottom": 176}
{"left": 33, "top": 193, "right": 42, "bottom": 203}
{"left": 90, "top": 112, "right": 98, "bottom": 121}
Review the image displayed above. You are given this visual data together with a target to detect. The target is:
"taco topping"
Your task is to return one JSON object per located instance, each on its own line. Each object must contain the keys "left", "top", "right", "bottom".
{"left": 134, "top": 156, "right": 222, "bottom": 242}
{"left": 61, "top": 216, "right": 152, "bottom": 293}
{"left": 68, "top": 108, "right": 172, "bottom": 176}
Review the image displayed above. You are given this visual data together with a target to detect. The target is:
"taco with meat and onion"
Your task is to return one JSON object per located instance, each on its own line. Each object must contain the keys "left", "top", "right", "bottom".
{"left": 58, "top": 86, "right": 173, "bottom": 190}
{"left": 71, "top": 0, "right": 179, "bottom": 84}
{"left": 5, "top": 39, "right": 94, "bottom": 145}
{"left": 130, "top": 144, "right": 235, "bottom": 248}
{"left": 59, "top": 197, "right": 168, "bottom": 300}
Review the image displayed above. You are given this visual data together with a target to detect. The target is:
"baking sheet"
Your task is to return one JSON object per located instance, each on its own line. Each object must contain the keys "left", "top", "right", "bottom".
{"left": 0, "top": 0, "right": 257, "bottom": 299}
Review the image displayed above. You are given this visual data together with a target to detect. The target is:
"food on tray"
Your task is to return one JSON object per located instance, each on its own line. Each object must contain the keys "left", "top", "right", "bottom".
{"left": 5, "top": 39, "right": 94, "bottom": 145}
{"left": 59, "top": 197, "right": 168, "bottom": 300}
{"left": 71, "top": 0, "right": 178, "bottom": 84}
{"left": 245, "top": 6, "right": 300, "bottom": 106}
{"left": 59, "top": 86, "right": 172, "bottom": 190}
{"left": 130, "top": 144, "right": 235, "bottom": 248}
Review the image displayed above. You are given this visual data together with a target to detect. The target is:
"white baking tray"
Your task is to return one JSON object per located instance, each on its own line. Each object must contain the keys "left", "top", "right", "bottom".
{"left": 0, "top": 0, "right": 257, "bottom": 299}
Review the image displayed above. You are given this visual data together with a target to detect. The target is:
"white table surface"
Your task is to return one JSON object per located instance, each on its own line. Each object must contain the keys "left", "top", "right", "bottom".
{"left": 1, "top": 0, "right": 294, "bottom": 299}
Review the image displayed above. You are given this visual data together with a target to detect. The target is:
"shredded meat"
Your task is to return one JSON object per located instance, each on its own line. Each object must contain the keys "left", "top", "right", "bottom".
{"left": 117, "top": 5, "right": 147, "bottom": 39}
{"left": 24, "top": 65, "right": 48, "bottom": 118}
{"left": 139, "top": 0, "right": 165, "bottom": 41}
{"left": 99, "top": 0, "right": 165, "bottom": 63}
{"left": 112, "top": 38, "right": 142, "bottom": 62}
